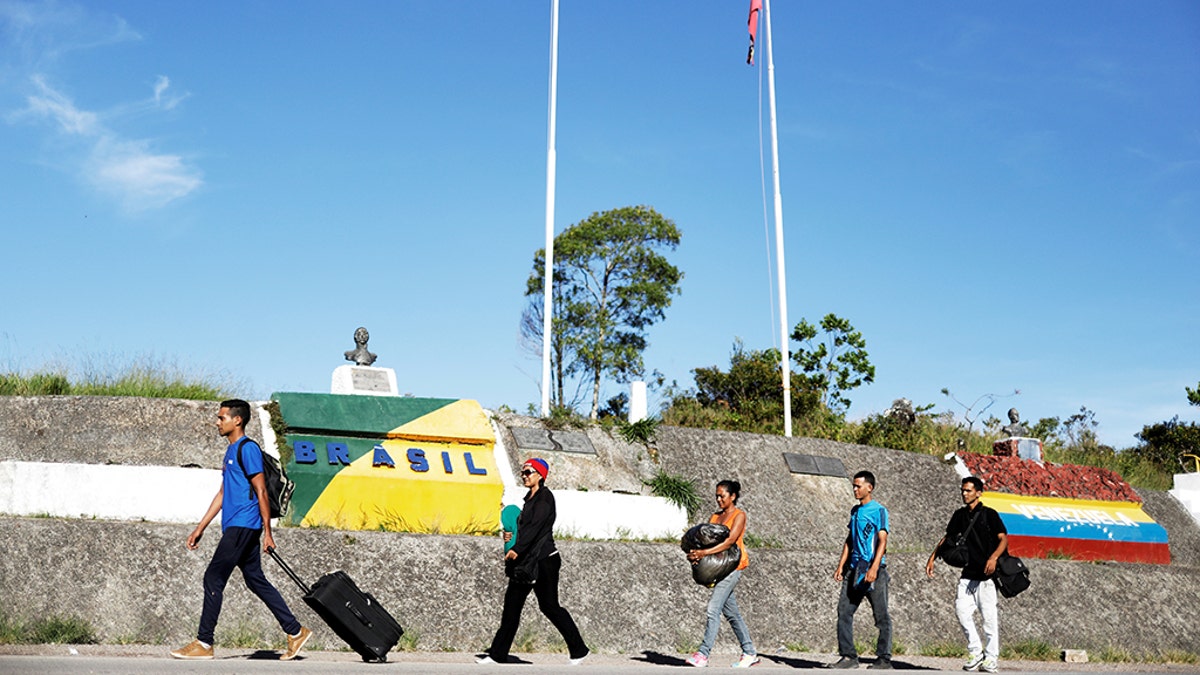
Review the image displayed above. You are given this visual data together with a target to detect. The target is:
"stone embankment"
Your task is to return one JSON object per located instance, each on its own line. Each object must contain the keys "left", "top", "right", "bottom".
{"left": 1, "top": 397, "right": 1198, "bottom": 656}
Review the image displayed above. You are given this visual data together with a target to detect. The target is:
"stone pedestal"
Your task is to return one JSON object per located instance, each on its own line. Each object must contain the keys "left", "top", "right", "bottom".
{"left": 331, "top": 365, "right": 398, "bottom": 396}
{"left": 993, "top": 437, "right": 1043, "bottom": 461}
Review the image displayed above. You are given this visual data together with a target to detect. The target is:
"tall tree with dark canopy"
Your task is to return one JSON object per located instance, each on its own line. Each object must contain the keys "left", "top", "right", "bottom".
{"left": 522, "top": 206, "right": 682, "bottom": 419}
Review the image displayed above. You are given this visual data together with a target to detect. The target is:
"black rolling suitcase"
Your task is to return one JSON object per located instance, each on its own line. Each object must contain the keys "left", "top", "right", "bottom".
{"left": 268, "top": 548, "right": 403, "bottom": 663}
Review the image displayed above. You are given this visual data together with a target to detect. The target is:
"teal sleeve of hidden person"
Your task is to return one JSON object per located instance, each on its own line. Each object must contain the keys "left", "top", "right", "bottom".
{"left": 501, "top": 504, "right": 521, "bottom": 552}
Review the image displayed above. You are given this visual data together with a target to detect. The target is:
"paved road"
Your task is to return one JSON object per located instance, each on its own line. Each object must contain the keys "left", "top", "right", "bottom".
{"left": 2, "top": 646, "right": 1199, "bottom": 674}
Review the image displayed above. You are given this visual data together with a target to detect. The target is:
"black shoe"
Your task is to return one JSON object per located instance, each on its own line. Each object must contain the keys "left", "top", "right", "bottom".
{"left": 829, "top": 656, "right": 860, "bottom": 669}
{"left": 869, "top": 658, "right": 893, "bottom": 669}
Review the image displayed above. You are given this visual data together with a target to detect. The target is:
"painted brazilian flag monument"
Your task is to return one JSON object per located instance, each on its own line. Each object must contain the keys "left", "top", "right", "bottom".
{"left": 273, "top": 392, "right": 503, "bottom": 533}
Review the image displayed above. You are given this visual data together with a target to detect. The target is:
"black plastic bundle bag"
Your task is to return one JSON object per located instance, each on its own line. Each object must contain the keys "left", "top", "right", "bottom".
{"left": 681, "top": 523, "right": 741, "bottom": 588}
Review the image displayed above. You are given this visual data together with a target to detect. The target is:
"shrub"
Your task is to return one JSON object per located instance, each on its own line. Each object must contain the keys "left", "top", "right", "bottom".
{"left": 616, "top": 417, "right": 659, "bottom": 444}
{"left": 645, "top": 470, "right": 702, "bottom": 520}
{"left": 1131, "top": 416, "right": 1200, "bottom": 474}
{"left": 0, "top": 613, "right": 97, "bottom": 644}
{"left": 1001, "top": 639, "right": 1057, "bottom": 661}
{"left": 542, "top": 405, "right": 589, "bottom": 430}
{"left": 920, "top": 642, "right": 966, "bottom": 658}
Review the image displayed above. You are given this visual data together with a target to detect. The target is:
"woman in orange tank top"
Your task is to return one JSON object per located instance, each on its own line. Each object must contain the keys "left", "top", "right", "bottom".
{"left": 683, "top": 480, "right": 759, "bottom": 668}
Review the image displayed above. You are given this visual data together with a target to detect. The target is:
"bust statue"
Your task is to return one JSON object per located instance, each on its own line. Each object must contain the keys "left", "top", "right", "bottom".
{"left": 1000, "top": 407, "right": 1029, "bottom": 438}
{"left": 343, "top": 327, "right": 378, "bottom": 366}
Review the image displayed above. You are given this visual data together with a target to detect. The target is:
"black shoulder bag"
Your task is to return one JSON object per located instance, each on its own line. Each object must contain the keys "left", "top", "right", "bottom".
{"left": 936, "top": 510, "right": 980, "bottom": 568}
{"left": 965, "top": 514, "right": 1031, "bottom": 598}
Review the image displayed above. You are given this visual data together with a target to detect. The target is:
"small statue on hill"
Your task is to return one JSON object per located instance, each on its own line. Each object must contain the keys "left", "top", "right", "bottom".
{"left": 344, "top": 327, "right": 378, "bottom": 366}
{"left": 1000, "top": 408, "right": 1029, "bottom": 438}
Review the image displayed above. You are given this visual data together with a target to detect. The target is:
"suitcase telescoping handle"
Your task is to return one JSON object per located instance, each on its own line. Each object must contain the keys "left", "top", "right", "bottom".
{"left": 266, "top": 546, "right": 312, "bottom": 595}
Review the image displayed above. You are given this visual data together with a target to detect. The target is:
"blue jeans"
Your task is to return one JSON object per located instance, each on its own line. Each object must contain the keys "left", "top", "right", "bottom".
{"left": 198, "top": 527, "right": 300, "bottom": 644}
{"left": 699, "top": 569, "right": 755, "bottom": 657}
{"left": 836, "top": 565, "right": 892, "bottom": 660}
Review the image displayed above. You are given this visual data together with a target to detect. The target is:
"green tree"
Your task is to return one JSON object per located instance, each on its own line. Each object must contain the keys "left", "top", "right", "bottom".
{"left": 1132, "top": 416, "right": 1200, "bottom": 472}
{"left": 520, "top": 270, "right": 580, "bottom": 410}
{"left": 1125, "top": 385, "right": 1200, "bottom": 472}
{"left": 694, "top": 340, "right": 788, "bottom": 409}
{"left": 790, "top": 314, "right": 875, "bottom": 413}
{"left": 1061, "top": 406, "right": 1101, "bottom": 450}
{"left": 663, "top": 340, "right": 824, "bottom": 435}
{"left": 1027, "top": 416, "right": 1062, "bottom": 449}
{"left": 522, "top": 206, "right": 682, "bottom": 419}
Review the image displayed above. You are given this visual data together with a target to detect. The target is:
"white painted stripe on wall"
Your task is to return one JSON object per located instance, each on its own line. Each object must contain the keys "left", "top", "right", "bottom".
{"left": 0, "top": 460, "right": 222, "bottom": 524}
{"left": 0, "top": 458, "right": 687, "bottom": 540}
{"left": 551, "top": 489, "right": 687, "bottom": 541}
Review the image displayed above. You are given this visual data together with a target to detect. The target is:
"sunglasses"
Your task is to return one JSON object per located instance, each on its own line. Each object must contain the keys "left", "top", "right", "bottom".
{"left": 521, "top": 469, "right": 538, "bottom": 477}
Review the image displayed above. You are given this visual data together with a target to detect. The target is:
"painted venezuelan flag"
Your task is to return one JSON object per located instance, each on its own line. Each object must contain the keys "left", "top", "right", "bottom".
{"left": 984, "top": 492, "right": 1169, "bottom": 564}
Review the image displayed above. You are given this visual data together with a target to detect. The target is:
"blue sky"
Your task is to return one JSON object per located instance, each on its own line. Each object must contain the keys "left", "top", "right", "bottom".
{"left": 1, "top": 1, "right": 1197, "bottom": 448}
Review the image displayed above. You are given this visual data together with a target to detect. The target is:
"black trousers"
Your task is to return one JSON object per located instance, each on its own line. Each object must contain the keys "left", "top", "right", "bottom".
{"left": 487, "top": 553, "right": 588, "bottom": 660}
{"left": 198, "top": 526, "right": 300, "bottom": 644}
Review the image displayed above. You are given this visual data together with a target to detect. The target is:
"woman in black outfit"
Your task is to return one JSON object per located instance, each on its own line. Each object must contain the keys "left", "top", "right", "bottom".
{"left": 478, "top": 458, "right": 589, "bottom": 665}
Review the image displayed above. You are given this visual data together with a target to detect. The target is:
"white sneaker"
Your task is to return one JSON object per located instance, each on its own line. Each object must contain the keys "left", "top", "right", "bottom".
{"left": 981, "top": 659, "right": 998, "bottom": 673}
{"left": 962, "top": 653, "right": 985, "bottom": 671}
{"left": 568, "top": 652, "right": 588, "bottom": 666}
{"left": 476, "top": 655, "right": 497, "bottom": 664}
{"left": 732, "top": 653, "right": 760, "bottom": 668}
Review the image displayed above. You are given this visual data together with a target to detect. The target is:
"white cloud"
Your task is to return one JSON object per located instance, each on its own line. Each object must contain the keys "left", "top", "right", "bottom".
{"left": 150, "top": 74, "right": 186, "bottom": 111}
{"left": 3, "top": 2, "right": 199, "bottom": 212}
{"left": 89, "top": 136, "right": 202, "bottom": 211}
{"left": 18, "top": 75, "right": 203, "bottom": 212}
{"left": 153, "top": 75, "right": 168, "bottom": 104}
{"left": 24, "top": 74, "right": 96, "bottom": 133}
{"left": 0, "top": 1, "right": 141, "bottom": 69}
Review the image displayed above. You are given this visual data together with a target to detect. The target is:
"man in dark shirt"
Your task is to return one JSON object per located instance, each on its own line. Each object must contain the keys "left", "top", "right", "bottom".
{"left": 925, "top": 476, "right": 1007, "bottom": 673}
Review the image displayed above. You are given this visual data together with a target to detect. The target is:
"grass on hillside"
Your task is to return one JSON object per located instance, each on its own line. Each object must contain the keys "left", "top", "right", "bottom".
{"left": 663, "top": 397, "right": 1176, "bottom": 490}
{"left": 0, "top": 354, "right": 240, "bottom": 401}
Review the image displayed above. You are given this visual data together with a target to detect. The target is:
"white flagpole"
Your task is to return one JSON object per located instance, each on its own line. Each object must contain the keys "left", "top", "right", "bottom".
{"left": 763, "top": 0, "right": 792, "bottom": 436}
{"left": 541, "top": 0, "right": 560, "bottom": 417}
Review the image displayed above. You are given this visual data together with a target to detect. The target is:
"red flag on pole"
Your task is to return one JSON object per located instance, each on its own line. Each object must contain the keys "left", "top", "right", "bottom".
{"left": 747, "top": 0, "right": 762, "bottom": 65}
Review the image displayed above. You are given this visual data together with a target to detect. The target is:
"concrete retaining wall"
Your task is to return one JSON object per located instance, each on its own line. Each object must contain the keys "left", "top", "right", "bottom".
{"left": 1, "top": 397, "right": 1199, "bottom": 655}
{"left": 0, "top": 396, "right": 226, "bottom": 468}
{"left": 2, "top": 516, "right": 1199, "bottom": 655}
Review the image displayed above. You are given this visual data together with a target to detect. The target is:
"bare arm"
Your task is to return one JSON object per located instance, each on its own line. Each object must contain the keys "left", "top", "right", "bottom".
{"left": 687, "top": 511, "right": 746, "bottom": 562}
{"left": 833, "top": 539, "right": 850, "bottom": 581}
{"left": 984, "top": 532, "right": 1008, "bottom": 576}
{"left": 864, "top": 529, "right": 887, "bottom": 583}
{"left": 249, "top": 473, "right": 275, "bottom": 553}
{"left": 186, "top": 487, "right": 223, "bottom": 550}
{"left": 926, "top": 536, "right": 946, "bottom": 578}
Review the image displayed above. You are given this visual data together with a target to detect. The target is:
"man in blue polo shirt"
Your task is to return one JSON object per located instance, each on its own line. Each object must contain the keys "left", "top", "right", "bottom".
{"left": 171, "top": 399, "right": 311, "bottom": 661}
{"left": 830, "top": 470, "right": 893, "bottom": 669}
